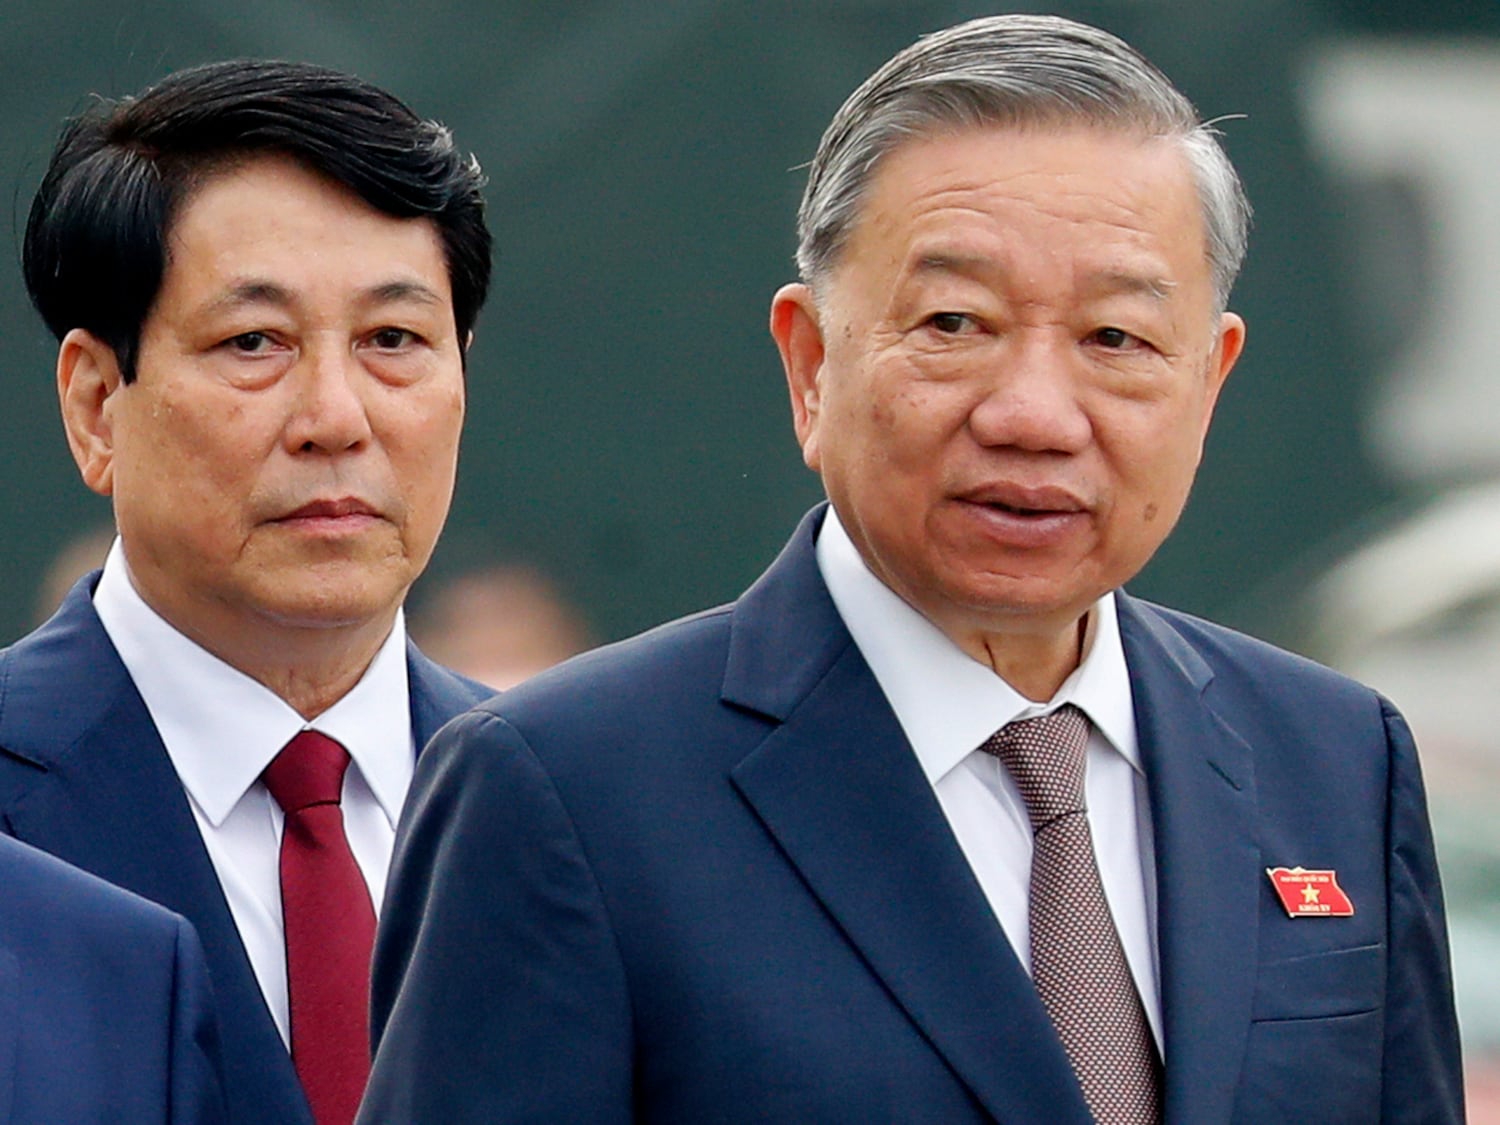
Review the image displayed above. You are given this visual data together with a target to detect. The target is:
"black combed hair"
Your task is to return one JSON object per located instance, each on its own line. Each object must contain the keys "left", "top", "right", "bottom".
{"left": 23, "top": 58, "right": 492, "bottom": 380}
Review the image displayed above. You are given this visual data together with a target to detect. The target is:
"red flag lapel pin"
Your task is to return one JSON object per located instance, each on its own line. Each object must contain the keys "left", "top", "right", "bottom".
{"left": 1266, "top": 866, "right": 1355, "bottom": 918}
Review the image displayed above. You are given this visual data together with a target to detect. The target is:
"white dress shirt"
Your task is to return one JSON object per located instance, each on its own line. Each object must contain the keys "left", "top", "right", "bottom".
{"left": 816, "top": 509, "right": 1162, "bottom": 1047}
{"left": 92, "top": 539, "right": 416, "bottom": 1048}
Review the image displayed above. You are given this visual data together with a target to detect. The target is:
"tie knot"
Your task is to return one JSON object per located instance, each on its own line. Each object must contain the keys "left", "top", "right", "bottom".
{"left": 263, "top": 730, "right": 351, "bottom": 814}
{"left": 981, "top": 704, "right": 1090, "bottom": 828}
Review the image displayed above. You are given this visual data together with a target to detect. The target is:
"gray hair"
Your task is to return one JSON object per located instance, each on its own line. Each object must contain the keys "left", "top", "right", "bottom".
{"left": 795, "top": 15, "right": 1251, "bottom": 312}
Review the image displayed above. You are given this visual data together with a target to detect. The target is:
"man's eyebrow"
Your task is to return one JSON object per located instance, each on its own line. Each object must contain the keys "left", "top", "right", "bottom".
{"left": 914, "top": 252, "right": 992, "bottom": 278}
{"left": 1087, "top": 271, "right": 1177, "bottom": 302}
{"left": 202, "top": 278, "right": 446, "bottom": 314}
{"left": 364, "top": 280, "right": 445, "bottom": 307}
{"left": 205, "top": 280, "right": 294, "bottom": 313}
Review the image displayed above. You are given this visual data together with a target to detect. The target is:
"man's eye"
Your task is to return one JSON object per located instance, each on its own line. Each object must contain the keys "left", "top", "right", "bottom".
{"left": 371, "top": 328, "right": 415, "bottom": 349}
{"left": 226, "top": 331, "right": 273, "bottom": 353}
{"left": 1092, "top": 327, "right": 1137, "bottom": 349}
{"left": 928, "top": 312, "right": 973, "bottom": 334}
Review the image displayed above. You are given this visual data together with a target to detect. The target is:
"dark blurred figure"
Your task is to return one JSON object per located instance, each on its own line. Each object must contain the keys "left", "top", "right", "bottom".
{"left": 409, "top": 565, "right": 592, "bottom": 692}
{"left": 31, "top": 522, "right": 114, "bottom": 626}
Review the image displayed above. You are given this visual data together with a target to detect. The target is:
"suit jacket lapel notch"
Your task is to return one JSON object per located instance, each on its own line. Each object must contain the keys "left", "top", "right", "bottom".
{"left": 0, "top": 586, "right": 244, "bottom": 929}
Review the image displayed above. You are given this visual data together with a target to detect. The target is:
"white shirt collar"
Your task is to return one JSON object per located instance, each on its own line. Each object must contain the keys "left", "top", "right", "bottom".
{"left": 92, "top": 538, "right": 415, "bottom": 828}
{"left": 814, "top": 507, "right": 1139, "bottom": 786}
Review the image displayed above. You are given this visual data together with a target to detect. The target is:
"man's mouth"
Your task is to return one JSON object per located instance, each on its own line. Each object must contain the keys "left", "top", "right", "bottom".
{"left": 958, "top": 484, "right": 1086, "bottom": 519}
{"left": 984, "top": 500, "right": 1051, "bottom": 517}
{"left": 283, "top": 498, "right": 378, "bottom": 519}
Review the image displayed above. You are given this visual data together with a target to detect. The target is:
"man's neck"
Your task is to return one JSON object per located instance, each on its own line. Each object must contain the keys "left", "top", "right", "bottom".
{"left": 972, "top": 611, "right": 1091, "bottom": 703}
{"left": 235, "top": 631, "right": 393, "bottom": 720}
{"left": 125, "top": 578, "right": 395, "bottom": 720}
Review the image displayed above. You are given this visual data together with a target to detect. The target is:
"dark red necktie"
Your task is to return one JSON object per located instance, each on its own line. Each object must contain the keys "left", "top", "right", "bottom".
{"left": 262, "top": 731, "right": 376, "bottom": 1125}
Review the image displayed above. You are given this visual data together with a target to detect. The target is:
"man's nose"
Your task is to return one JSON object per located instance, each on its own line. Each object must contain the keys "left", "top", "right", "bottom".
{"left": 284, "top": 343, "right": 374, "bottom": 454}
{"left": 964, "top": 334, "right": 1092, "bottom": 454}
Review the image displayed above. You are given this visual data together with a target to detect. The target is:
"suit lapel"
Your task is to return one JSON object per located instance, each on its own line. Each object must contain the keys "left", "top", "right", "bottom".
{"left": 724, "top": 509, "right": 1093, "bottom": 1125}
{"left": 405, "top": 643, "right": 490, "bottom": 748}
{"left": 0, "top": 583, "right": 312, "bottom": 1124}
{"left": 1118, "top": 595, "right": 1259, "bottom": 1125}
{"left": 0, "top": 584, "right": 243, "bottom": 928}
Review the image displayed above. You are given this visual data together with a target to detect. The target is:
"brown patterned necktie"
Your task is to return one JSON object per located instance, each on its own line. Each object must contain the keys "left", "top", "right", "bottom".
{"left": 981, "top": 705, "right": 1162, "bottom": 1125}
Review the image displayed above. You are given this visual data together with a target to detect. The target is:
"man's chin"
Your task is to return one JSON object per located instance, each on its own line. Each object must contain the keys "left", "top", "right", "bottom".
{"left": 250, "top": 574, "right": 409, "bottom": 634}
{"left": 923, "top": 563, "right": 1102, "bottom": 620}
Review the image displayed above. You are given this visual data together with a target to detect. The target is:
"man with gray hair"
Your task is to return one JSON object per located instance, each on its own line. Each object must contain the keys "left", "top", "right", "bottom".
{"left": 362, "top": 15, "right": 1462, "bottom": 1123}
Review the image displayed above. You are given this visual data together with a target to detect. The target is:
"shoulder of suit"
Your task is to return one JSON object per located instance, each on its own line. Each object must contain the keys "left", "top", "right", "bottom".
{"left": 460, "top": 602, "right": 739, "bottom": 741}
{"left": 489, "top": 601, "right": 736, "bottom": 702}
{"left": 0, "top": 590, "right": 144, "bottom": 777}
{"left": 1122, "top": 594, "right": 1388, "bottom": 707}
{"left": 0, "top": 832, "right": 185, "bottom": 943}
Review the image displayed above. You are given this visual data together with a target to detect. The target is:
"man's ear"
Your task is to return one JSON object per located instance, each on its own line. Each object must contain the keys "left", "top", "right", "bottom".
{"left": 57, "top": 328, "right": 125, "bottom": 497}
{"left": 769, "top": 283, "right": 827, "bottom": 472}
{"left": 1198, "top": 311, "right": 1247, "bottom": 443}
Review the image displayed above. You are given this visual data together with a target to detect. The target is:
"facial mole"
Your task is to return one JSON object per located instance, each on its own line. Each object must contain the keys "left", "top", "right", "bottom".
{"left": 1143, "top": 502, "right": 1159, "bottom": 522}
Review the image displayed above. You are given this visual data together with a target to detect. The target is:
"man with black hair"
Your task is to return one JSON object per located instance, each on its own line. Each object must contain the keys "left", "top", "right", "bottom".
{"left": 0, "top": 59, "right": 493, "bottom": 1125}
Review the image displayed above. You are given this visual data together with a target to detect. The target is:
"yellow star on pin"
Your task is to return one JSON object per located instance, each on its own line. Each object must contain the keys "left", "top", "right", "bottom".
{"left": 1302, "top": 885, "right": 1321, "bottom": 904}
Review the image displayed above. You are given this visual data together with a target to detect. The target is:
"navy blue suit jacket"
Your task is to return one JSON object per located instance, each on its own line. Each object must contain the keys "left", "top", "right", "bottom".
{"left": 0, "top": 831, "right": 226, "bottom": 1123}
{"left": 0, "top": 575, "right": 492, "bottom": 1125}
{"left": 364, "top": 508, "right": 1463, "bottom": 1123}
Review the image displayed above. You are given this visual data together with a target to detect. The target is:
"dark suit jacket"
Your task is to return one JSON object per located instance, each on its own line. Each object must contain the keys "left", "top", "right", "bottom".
{"left": 0, "top": 831, "right": 226, "bottom": 1123}
{"left": 0, "top": 575, "right": 492, "bottom": 1125}
{"left": 363, "top": 507, "right": 1463, "bottom": 1124}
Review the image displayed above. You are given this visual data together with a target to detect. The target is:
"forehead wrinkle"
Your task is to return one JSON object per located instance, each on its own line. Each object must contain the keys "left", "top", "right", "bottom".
{"left": 907, "top": 251, "right": 1175, "bottom": 308}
